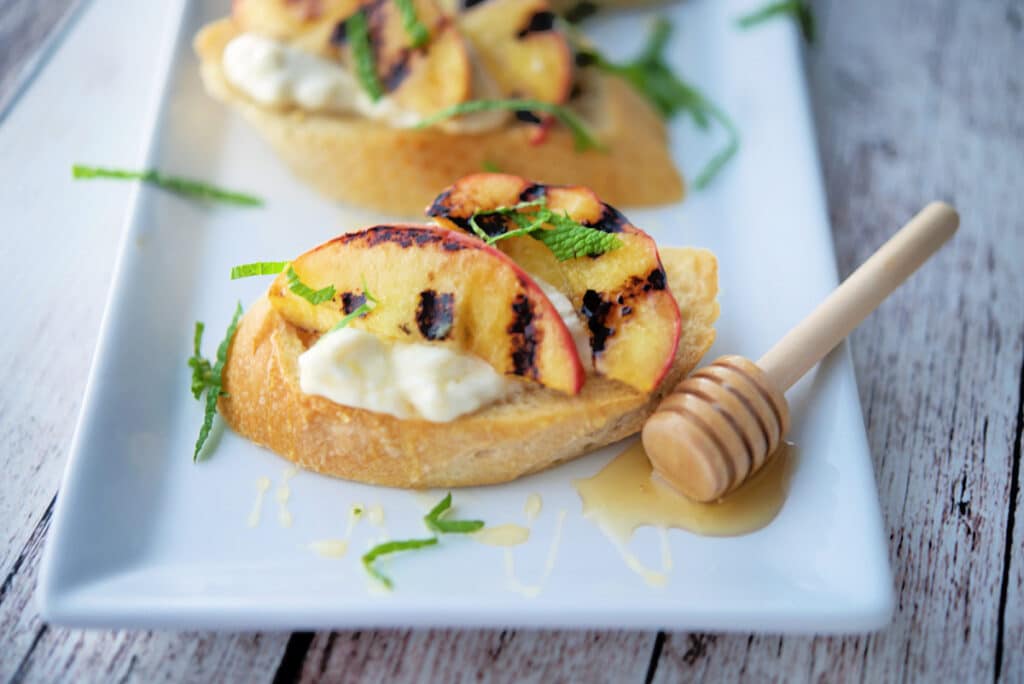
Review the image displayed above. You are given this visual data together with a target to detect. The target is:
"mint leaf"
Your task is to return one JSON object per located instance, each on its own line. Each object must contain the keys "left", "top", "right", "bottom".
{"left": 193, "top": 302, "right": 244, "bottom": 461}
{"left": 286, "top": 266, "right": 336, "bottom": 305}
{"left": 395, "top": 0, "right": 430, "bottom": 48}
{"left": 72, "top": 165, "right": 263, "bottom": 206}
{"left": 188, "top": 322, "right": 213, "bottom": 400}
{"left": 362, "top": 537, "right": 438, "bottom": 589}
{"left": 347, "top": 11, "right": 384, "bottom": 101}
{"left": 424, "top": 493, "right": 485, "bottom": 534}
{"left": 467, "top": 197, "right": 623, "bottom": 260}
{"left": 737, "top": 1, "right": 815, "bottom": 43}
{"left": 230, "top": 261, "right": 289, "bottom": 279}
{"left": 532, "top": 212, "right": 623, "bottom": 261}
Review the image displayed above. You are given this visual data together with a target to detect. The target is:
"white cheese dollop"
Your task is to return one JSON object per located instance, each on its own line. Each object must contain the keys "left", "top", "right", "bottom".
{"left": 222, "top": 33, "right": 421, "bottom": 128}
{"left": 296, "top": 276, "right": 592, "bottom": 422}
{"left": 221, "top": 33, "right": 509, "bottom": 132}
{"left": 298, "top": 328, "right": 511, "bottom": 423}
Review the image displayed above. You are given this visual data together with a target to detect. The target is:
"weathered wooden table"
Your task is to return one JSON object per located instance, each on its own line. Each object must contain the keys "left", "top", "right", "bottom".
{"left": 1, "top": 0, "right": 1021, "bottom": 681}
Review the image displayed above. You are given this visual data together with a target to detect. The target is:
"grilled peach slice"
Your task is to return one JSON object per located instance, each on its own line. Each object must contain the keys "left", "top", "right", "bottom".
{"left": 458, "top": 0, "right": 572, "bottom": 105}
{"left": 268, "top": 224, "right": 585, "bottom": 395}
{"left": 233, "top": 0, "right": 360, "bottom": 43}
{"left": 329, "top": 0, "right": 471, "bottom": 116}
{"left": 427, "top": 174, "right": 681, "bottom": 392}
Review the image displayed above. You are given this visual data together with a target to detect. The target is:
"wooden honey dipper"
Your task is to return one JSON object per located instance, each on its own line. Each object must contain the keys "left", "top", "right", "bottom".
{"left": 642, "top": 202, "right": 959, "bottom": 502}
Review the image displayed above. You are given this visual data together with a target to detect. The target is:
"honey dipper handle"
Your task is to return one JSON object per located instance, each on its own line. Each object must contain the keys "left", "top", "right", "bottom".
{"left": 758, "top": 202, "right": 959, "bottom": 391}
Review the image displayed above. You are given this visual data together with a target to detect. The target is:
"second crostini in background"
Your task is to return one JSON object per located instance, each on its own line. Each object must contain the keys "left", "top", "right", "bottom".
{"left": 193, "top": 0, "right": 684, "bottom": 214}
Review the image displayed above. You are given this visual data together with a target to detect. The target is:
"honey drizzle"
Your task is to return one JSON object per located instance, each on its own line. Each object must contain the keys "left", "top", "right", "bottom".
{"left": 574, "top": 441, "right": 796, "bottom": 585}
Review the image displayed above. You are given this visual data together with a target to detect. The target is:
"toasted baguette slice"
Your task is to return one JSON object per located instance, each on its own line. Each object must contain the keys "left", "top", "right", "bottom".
{"left": 219, "top": 247, "right": 717, "bottom": 488}
{"left": 194, "top": 18, "right": 684, "bottom": 216}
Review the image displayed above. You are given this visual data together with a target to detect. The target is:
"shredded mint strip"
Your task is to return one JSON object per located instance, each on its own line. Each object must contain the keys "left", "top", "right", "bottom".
{"left": 347, "top": 11, "right": 384, "bottom": 101}
{"left": 468, "top": 197, "right": 623, "bottom": 261}
{"left": 330, "top": 275, "right": 379, "bottom": 332}
{"left": 362, "top": 538, "right": 438, "bottom": 589}
{"left": 416, "top": 99, "right": 604, "bottom": 152}
{"left": 192, "top": 302, "right": 244, "bottom": 462}
{"left": 286, "top": 266, "right": 336, "bottom": 305}
{"left": 737, "top": 0, "right": 815, "bottom": 43}
{"left": 72, "top": 165, "right": 263, "bottom": 206}
{"left": 395, "top": 0, "right": 430, "bottom": 48}
{"left": 188, "top": 322, "right": 212, "bottom": 400}
{"left": 481, "top": 160, "right": 502, "bottom": 173}
{"left": 230, "top": 261, "right": 339, "bottom": 307}
{"left": 578, "top": 19, "right": 740, "bottom": 188}
{"left": 230, "top": 261, "right": 289, "bottom": 279}
{"left": 424, "top": 493, "right": 485, "bottom": 534}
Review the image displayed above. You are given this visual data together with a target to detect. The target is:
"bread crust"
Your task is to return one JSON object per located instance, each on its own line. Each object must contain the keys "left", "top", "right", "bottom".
{"left": 194, "top": 18, "right": 685, "bottom": 216}
{"left": 219, "top": 247, "right": 718, "bottom": 487}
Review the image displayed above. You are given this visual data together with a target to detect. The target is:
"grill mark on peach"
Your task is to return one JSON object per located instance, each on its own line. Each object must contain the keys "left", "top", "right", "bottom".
{"left": 581, "top": 268, "right": 667, "bottom": 355}
{"left": 514, "top": 110, "right": 543, "bottom": 124}
{"left": 518, "top": 183, "right": 546, "bottom": 202}
{"left": 357, "top": 225, "right": 467, "bottom": 251}
{"left": 517, "top": 10, "right": 556, "bottom": 38}
{"left": 581, "top": 289, "right": 614, "bottom": 354}
{"left": 585, "top": 203, "right": 629, "bottom": 233}
{"left": 507, "top": 293, "right": 540, "bottom": 379}
{"left": 330, "top": 1, "right": 412, "bottom": 91}
{"left": 328, "top": 11, "right": 353, "bottom": 45}
{"left": 426, "top": 189, "right": 452, "bottom": 217}
{"left": 646, "top": 267, "right": 667, "bottom": 291}
{"left": 365, "top": 0, "right": 414, "bottom": 92}
{"left": 428, "top": 183, "right": 547, "bottom": 240}
{"left": 416, "top": 290, "right": 455, "bottom": 340}
{"left": 462, "top": 0, "right": 489, "bottom": 8}
{"left": 340, "top": 291, "right": 366, "bottom": 314}
{"left": 429, "top": 206, "right": 509, "bottom": 238}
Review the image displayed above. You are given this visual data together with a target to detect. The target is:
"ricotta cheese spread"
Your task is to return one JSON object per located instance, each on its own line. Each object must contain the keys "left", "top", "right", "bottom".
{"left": 221, "top": 32, "right": 508, "bottom": 132}
{"left": 298, "top": 328, "right": 511, "bottom": 423}
{"left": 222, "top": 33, "right": 421, "bottom": 128}
{"left": 297, "top": 277, "right": 592, "bottom": 422}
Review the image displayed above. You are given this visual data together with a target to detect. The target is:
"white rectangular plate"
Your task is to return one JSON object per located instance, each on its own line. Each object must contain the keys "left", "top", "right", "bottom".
{"left": 39, "top": 0, "right": 893, "bottom": 631}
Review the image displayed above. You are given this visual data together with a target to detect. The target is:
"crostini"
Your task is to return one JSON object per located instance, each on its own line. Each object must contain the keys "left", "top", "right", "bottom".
{"left": 218, "top": 174, "right": 716, "bottom": 487}
{"left": 193, "top": 0, "right": 684, "bottom": 215}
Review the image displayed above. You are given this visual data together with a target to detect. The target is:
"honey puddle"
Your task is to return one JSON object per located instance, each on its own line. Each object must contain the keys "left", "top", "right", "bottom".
{"left": 576, "top": 441, "right": 796, "bottom": 541}
{"left": 574, "top": 441, "right": 796, "bottom": 585}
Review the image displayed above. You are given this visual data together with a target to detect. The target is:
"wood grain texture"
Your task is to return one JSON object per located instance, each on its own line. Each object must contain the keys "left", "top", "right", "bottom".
{"left": 0, "top": 0, "right": 83, "bottom": 119}
{"left": 298, "top": 630, "right": 658, "bottom": 682}
{"left": 652, "top": 1, "right": 1024, "bottom": 681}
{"left": 0, "top": 0, "right": 1021, "bottom": 682}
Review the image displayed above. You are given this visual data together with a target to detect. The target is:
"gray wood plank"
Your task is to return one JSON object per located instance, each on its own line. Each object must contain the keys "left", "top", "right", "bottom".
{"left": 652, "top": 0, "right": 1024, "bottom": 681}
{"left": 0, "top": 0, "right": 83, "bottom": 118}
{"left": 1000, "top": 395, "right": 1023, "bottom": 681}
{"left": 298, "top": 629, "right": 657, "bottom": 683}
